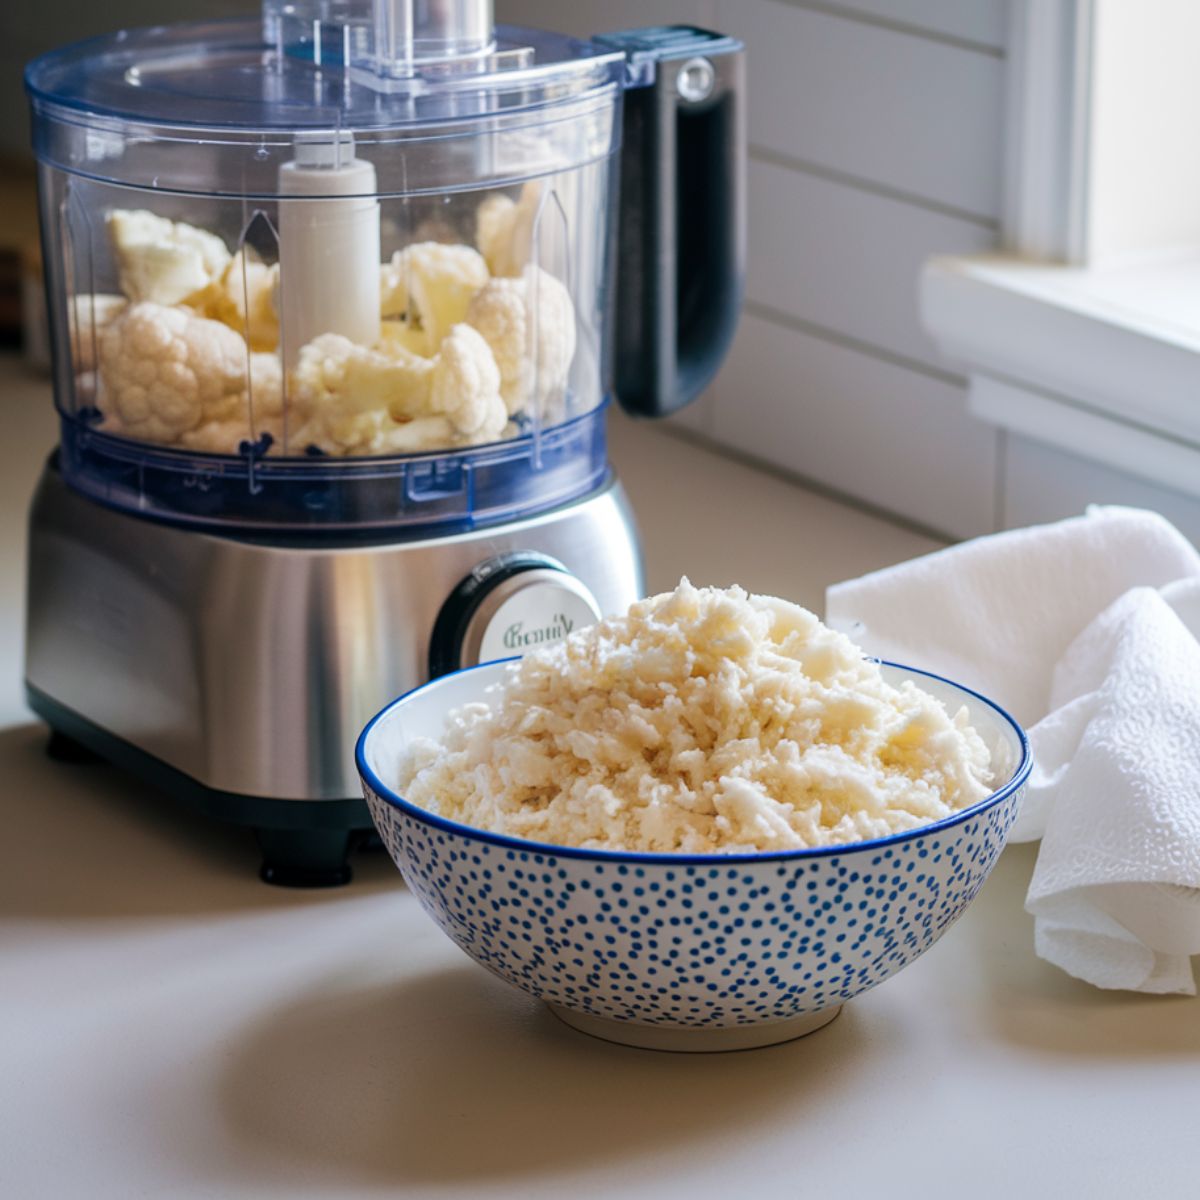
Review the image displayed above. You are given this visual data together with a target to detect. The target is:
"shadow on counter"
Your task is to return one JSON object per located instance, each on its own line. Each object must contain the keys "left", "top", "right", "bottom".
{"left": 208, "top": 962, "right": 888, "bottom": 1187}
{"left": 0, "top": 722, "right": 399, "bottom": 919}
{"left": 969, "top": 843, "right": 1200, "bottom": 1058}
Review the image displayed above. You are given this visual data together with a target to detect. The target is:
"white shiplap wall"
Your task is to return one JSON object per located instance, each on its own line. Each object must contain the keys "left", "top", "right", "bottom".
{"left": 1004, "top": 436, "right": 1200, "bottom": 542}
{"left": 498, "top": 0, "right": 1007, "bottom": 539}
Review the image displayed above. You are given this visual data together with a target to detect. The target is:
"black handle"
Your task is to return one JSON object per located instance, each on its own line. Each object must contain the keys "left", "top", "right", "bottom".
{"left": 597, "top": 27, "right": 746, "bottom": 419}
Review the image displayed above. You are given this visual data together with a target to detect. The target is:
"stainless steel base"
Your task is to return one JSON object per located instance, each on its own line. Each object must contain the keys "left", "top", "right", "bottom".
{"left": 25, "top": 464, "right": 643, "bottom": 814}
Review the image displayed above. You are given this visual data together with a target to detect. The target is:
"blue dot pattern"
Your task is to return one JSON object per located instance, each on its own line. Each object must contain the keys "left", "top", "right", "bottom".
{"left": 365, "top": 786, "right": 1024, "bottom": 1029}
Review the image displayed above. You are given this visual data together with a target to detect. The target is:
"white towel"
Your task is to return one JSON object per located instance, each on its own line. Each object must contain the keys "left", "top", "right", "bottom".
{"left": 826, "top": 507, "right": 1200, "bottom": 994}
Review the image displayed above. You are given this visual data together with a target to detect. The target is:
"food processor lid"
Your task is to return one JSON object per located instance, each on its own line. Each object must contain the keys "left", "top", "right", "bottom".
{"left": 24, "top": 1, "right": 625, "bottom": 134}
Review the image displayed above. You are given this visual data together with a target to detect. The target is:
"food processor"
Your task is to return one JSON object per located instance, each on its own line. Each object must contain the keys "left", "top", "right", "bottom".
{"left": 23, "top": 1, "right": 744, "bottom": 885}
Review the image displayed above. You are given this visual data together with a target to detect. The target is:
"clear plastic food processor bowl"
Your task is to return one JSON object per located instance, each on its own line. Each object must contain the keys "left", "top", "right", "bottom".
{"left": 26, "top": 1, "right": 628, "bottom": 533}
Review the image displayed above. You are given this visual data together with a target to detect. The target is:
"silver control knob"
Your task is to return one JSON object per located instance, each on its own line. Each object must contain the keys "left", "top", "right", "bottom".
{"left": 428, "top": 553, "right": 601, "bottom": 677}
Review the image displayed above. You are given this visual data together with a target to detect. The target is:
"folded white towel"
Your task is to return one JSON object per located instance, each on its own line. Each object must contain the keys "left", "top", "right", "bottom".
{"left": 826, "top": 507, "right": 1200, "bottom": 994}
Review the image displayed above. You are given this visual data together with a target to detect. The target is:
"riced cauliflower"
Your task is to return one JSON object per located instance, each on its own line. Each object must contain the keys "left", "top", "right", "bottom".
{"left": 467, "top": 266, "right": 576, "bottom": 415}
{"left": 107, "top": 210, "right": 231, "bottom": 306}
{"left": 395, "top": 581, "right": 996, "bottom": 854}
{"left": 380, "top": 242, "right": 489, "bottom": 355}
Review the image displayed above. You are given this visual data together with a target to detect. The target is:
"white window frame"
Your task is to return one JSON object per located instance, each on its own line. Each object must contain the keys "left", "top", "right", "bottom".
{"left": 1002, "top": 0, "right": 1094, "bottom": 263}
{"left": 920, "top": 0, "right": 1200, "bottom": 499}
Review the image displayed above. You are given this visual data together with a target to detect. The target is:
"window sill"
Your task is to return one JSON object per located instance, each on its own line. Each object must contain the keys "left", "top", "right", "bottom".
{"left": 919, "top": 252, "right": 1200, "bottom": 497}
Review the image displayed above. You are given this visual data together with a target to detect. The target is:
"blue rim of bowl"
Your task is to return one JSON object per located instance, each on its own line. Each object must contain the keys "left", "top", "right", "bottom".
{"left": 355, "top": 657, "right": 1033, "bottom": 865}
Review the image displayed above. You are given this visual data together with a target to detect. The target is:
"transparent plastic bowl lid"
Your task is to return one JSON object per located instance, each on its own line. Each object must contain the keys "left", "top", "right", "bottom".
{"left": 25, "top": 13, "right": 625, "bottom": 139}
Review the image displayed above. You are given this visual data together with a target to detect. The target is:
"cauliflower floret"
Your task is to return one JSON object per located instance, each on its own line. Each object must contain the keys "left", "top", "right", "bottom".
{"left": 475, "top": 182, "right": 542, "bottom": 277}
{"left": 378, "top": 320, "right": 430, "bottom": 358}
{"left": 466, "top": 266, "right": 576, "bottom": 415}
{"left": 97, "top": 301, "right": 253, "bottom": 444}
{"left": 288, "top": 324, "right": 504, "bottom": 455}
{"left": 364, "top": 414, "right": 462, "bottom": 455}
{"left": 431, "top": 323, "right": 505, "bottom": 437}
{"left": 287, "top": 408, "right": 380, "bottom": 457}
{"left": 178, "top": 412, "right": 282, "bottom": 455}
{"left": 107, "top": 210, "right": 231, "bottom": 306}
{"left": 379, "top": 241, "right": 489, "bottom": 355}
{"left": 366, "top": 412, "right": 513, "bottom": 455}
{"left": 188, "top": 250, "right": 280, "bottom": 352}
{"left": 288, "top": 333, "right": 437, "bottom": 454}
{"left": 288, "top": 405, "right": 458, "bottom": 458}
{"left": 69, "top": 293, "right": 126, "bottom": 372}
{"left": 292, "top": 332, "right": 435, "bottom": 419}
{"left": 175, "top": 352, "right": 285, "bottom": 456}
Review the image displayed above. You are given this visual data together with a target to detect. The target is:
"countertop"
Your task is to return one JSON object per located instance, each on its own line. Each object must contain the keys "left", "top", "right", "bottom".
{"left": 2, "top": 360, "right": 1198, "bottom": 1199}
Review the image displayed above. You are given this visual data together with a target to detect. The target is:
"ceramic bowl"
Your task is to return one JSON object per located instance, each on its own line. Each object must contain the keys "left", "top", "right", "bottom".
{"left": 356, "top": 660, "right": 1030, "bottom": 1052}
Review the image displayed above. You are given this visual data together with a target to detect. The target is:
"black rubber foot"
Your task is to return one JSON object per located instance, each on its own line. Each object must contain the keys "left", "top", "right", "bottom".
{"left": 355, "top": 829, "right": 385, "bottom": 853}
{"left": 45, "top": 729, "right": 105, "bottom": 765}
{"left": 256, "top": 827, "right": 354, "bottom": 888}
